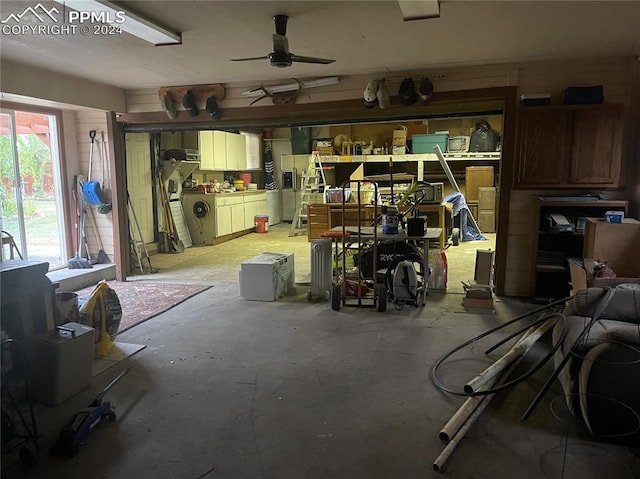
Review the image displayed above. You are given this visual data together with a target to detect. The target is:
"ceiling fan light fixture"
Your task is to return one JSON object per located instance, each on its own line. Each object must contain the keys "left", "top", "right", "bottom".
{"left": 269, "top": 51, "right": 293, "bottom": 68}
{"left": 230, "top": 14, "right": 335, "bottom": 67}
{"left": 398, "top": 0, "right": 440, "bottom": 21}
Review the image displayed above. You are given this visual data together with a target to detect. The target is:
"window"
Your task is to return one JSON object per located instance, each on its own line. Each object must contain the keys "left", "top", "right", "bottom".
{"left": 0, "top": 108, "right": 68, "bottom": 269}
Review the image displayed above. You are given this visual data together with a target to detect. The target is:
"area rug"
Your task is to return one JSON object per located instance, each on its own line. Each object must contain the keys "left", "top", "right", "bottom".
{"left": 75, "top": 281, "right": 212, "bottom": 333}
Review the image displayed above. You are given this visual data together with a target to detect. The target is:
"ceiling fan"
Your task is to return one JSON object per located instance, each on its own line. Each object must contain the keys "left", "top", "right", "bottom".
{"left": 230, "top": 15, "right": 335, "bottom": 68}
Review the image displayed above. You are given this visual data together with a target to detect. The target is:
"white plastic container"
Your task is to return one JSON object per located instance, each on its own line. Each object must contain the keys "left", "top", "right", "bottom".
{"left": 28, "top": 323, "right": 95, "bottom": 405}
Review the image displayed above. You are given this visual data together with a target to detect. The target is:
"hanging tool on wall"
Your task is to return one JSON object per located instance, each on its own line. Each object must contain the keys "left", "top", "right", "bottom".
{"left": 82, "top": 130, "right": 105, "bottom": 206}
{"left": 96, "top": 131, "right": 112, "bottom": 214}
{"left": 85, "top": 205, "right": 110, "bottom": 264}
{"left": 68, "top": 175, "right": 92, "bottom": 269}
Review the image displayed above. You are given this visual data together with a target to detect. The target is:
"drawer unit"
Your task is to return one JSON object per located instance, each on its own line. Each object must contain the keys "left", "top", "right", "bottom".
{"left": 214, "top": 195, "right": 244, "bottom": 207}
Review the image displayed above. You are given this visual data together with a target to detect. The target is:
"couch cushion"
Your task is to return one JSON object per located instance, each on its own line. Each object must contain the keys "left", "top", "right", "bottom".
{"left": 573, "top": 288, "right": 640, "bottom": 322}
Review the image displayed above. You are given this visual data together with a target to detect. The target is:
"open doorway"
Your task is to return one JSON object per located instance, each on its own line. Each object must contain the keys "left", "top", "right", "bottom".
{"left": 0, "top": 108, "right": 67, "bottom": 269}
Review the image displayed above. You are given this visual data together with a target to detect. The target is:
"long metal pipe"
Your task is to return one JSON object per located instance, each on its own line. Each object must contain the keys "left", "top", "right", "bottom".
{"left": 437, "top": 325, "right": 538, "bottom": 443}
{"left": 434, "top": 317, "right": 557, "bottom": 471}
{"left": 464, "top": 318, "right": 557, "bottom": 395}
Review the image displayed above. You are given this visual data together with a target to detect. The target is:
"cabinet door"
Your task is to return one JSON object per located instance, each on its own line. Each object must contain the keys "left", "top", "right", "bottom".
{"left": 231, "top": 203, "right": 244, "bottom": 232}
{"left": 199, "top": 131, "right": 214, "bottom": 170}
{"left": 215, "top": 205, "right": 232, "bottom": 237}
{"left": 244, "top": 200, "right": 257, "bottom": 229}
{"left": 225, "top": 133, "right": 238, "bottom": 170}
{"left": 212, "top": 131, "right": 227, "bottom": 170}
{"left": 236, "top": 134, "right": 248, "bottom": 171}
{"left": 570, "top": 105, "right": 622, "bottom": 185}
{"left": 257, "top": 199, "right": 267, "bottom": 216}
{"left": 516, "top": 108, "right": 572, "bottom": 187}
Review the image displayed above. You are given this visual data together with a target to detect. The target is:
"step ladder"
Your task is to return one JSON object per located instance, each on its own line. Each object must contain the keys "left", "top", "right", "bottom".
{"left": 289, "top": 152, "right": 326, "bottom": 237}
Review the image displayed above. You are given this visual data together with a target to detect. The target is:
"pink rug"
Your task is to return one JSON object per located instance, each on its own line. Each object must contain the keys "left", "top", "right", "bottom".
{"left": 75, "top": 281, "right": 211, "bottom": 333}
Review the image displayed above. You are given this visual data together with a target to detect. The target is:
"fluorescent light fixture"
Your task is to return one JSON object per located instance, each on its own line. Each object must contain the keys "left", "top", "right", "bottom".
{"left": 242, "top": 76, "right": 340, "bottom": 98}
{"left": 58, "top": 0, "right": 181, "bottom": 45}
{"left": 398, "top": 0, "right": 440, "bottom": 21}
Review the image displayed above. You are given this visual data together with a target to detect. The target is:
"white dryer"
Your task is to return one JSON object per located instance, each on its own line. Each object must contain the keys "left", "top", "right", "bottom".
{"left": 181, "top": 193, "right": 215, "bottom": 245}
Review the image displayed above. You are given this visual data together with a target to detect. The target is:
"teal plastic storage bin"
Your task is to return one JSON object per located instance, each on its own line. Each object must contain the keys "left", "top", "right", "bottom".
{"left": 412, "top": 133, "right": 448, "bottom": 154}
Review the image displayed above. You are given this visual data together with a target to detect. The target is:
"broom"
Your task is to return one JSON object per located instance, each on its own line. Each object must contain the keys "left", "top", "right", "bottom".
{"left": 68, "top": 175, "right": 92, "bottom": 269}
{"left": 86, "top": 205, "right": 110, "bottom": 264}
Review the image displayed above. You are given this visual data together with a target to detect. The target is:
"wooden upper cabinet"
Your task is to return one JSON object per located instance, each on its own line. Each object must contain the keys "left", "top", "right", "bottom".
{"left": 516, "top": 107, "right": 572, "bottom": 186}
{"left": 570, "top": 105, "right": 623, "bottom": 185}
{"left": 515, "top": 104, "right": 623, "bottom": 188}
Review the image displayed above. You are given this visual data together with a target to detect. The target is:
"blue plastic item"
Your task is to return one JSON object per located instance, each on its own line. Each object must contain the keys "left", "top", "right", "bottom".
{"left": 82, "top": 181, "right": 103, "bottom": 205}
{"left": 82, "top": 130, "right": 103, "bottom": 205}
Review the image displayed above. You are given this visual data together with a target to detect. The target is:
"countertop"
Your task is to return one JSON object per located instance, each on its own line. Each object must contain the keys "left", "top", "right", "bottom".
{"left": 182, "top": 189, "right": 266, "bottom": 196}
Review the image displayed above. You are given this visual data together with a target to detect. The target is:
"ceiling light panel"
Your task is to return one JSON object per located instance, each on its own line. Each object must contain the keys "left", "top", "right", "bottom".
{"left": 398, "top": 0, "right": 440, "bottom": 21}
{"left": 57, "top": 0, "right": 181, "bottom": 45}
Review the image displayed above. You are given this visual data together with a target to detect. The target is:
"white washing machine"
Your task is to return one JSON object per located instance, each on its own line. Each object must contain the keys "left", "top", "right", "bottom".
{"left": 181, "top": 193, "right": 215, "bottom": 245}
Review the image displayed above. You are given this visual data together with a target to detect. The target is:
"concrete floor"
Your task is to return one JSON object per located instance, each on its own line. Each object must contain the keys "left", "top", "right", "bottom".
{"left": 4, "top": 225, "right": 639, "bottom": 478}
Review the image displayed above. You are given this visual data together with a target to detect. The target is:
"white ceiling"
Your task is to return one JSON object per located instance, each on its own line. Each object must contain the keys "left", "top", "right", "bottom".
{"left": 1, "top": 1, "right": 639, "bottom": 91}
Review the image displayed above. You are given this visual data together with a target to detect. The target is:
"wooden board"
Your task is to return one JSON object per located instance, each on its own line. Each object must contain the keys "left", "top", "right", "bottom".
{"left": 158, "top": 84, "right": 226, "bottom": 104}
{"left": 169, "top": 199, "right": 192, "bottom": 248}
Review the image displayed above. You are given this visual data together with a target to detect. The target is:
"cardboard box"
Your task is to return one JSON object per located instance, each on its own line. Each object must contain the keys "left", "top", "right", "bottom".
{"left": 465, "top": 287, "right": 492, "bottom": 299}
{"left": 604, "top": 211, "right": 624, "bottom": 223}
{"left": 583, "top": 218, "right": 640, "bottom": 277}
{"left": 474, "top": 249, "right": 495, "bottom": 287}
{"left": 392, "top": 130, "right": 407, "bottom": 147}
{"left": 569, "top": 259, "right": 640, "bottom": 295}
{"left": 463, "top": 297, "right": 494, "bottom": 310}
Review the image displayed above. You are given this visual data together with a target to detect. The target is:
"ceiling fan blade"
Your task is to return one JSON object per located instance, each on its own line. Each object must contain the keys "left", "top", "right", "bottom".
{"left": 290, "top": 54, "right": 335, "bottom": 65}
{"left": 273, "top": 34, "right": 289, "bottom": 54}
{"left": 230, "top": 55, "right": 270, "bottom": 62}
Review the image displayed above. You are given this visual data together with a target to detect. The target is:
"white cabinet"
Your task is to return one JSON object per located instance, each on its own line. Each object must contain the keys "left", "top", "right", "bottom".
{"left": 242, "top": 192, "right": 267, "bottom": 229}
{"left": 215, "top": 204, "right": 232, "bottom": 237}
{"left": 226, "top": 132, "right": 247, "bottom": 171}
{"left": 199, "top": 130, "right": 227, "bottom": 171}
{"left": 244, "top": 200, "right": 258, "bottom": 230}
{"left": 214, "top": 195, "right": 243, "bottom": 237}
{"left": 214, "top": 192, "right": 267, "bottom": 237}
{"left": 231, "top": 203, "right": 244, "bottom": 233}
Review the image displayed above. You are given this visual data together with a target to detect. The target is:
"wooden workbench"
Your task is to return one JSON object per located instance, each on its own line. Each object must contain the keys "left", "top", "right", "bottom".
{"left": 308, "top": 202, "right": 450, "bottom": 249}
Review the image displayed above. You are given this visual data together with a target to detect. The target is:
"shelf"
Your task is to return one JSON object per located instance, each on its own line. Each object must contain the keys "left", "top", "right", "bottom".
{"left": 303, "top": 153, "right": 502, "bottom": 164}
{"left": 538, "top": 231, "right": 584, "bottom": 237}
{"left": 536, "top": 264, "right": 569, "bottom": 273}
{"left": 537, "top": 198, "right": 628, "bottom": 208}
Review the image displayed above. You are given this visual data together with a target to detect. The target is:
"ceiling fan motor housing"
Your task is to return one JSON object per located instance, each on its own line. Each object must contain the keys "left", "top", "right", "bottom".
{"left": 270, "top": 51, "right": 292, "bottom": 68}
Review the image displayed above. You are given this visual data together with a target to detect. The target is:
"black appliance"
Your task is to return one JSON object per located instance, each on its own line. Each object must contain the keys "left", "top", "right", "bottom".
{"left": 469, "top": 121, "right": 500, "bottom": 152}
